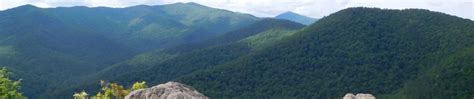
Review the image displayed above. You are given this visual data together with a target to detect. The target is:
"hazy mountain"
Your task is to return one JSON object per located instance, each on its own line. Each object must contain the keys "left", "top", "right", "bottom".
{"left": 275, "top": 11, "right": 317, "bottom": 25}
{"left": 47, "top": 2, "right": 259, "bottom": 51}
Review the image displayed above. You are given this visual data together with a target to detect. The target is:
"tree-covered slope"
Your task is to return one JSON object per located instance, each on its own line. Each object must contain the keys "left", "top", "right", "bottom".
{"left": 170, "top": 18, "right": 306, "bottom": 52}
{"left": 113, "top": 18, "right": 304, "bottom": 77}
{"left": 57, "top": 19, "right": 304, "bottom": 98}
{"left": 0, "top": 3, "right": 260, "bottom": 98}
{"left": 0, "top": 5, "right": 135, "bottom": 97}
{"left": 171, "top": 7, "right": 474, "bottom": 98}
{"left": 389, "top": 48, "right": 474, "bottom": 99}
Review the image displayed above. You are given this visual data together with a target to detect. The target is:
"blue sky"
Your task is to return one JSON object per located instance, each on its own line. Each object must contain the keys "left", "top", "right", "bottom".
{"left": 0, "top": 0, "right": 472, "bottom": 20}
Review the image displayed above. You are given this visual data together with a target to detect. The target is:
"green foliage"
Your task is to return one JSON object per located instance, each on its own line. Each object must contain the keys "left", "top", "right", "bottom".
{"left": 131, "top": 81, "right": 147, "bottom": 91}
{"left": 72, "top": 91, "right": 88, "bottom": 99}
{"left": 95, "top": 80, "right": 130, "bottom": 99}
{"left": 0, "top": 67, "right": 26, "bottom": 99}
{"left": 387, "top": 48, "right": 474, "bottom": 99}
{"left": 76, "top": 80, "right": 147, "bottom": 99}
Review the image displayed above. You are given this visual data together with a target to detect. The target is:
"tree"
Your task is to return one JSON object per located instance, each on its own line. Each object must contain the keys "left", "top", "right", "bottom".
{"left": 73, "top": 91, "right": 88, "bottom": 99}
{"left": 81, "top": 80, "right": 148, "bottom": 99}
{"left": 110, "top": 83, "right": 130, "bottom": 99}
{"left": 0, "top": 67, "right": 26, "bottom": 99}
{"left": 131, "top": 81, "right": 147, "bottom": 91}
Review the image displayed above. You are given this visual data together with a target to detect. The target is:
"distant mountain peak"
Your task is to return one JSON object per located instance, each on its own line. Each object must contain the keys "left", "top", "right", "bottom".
{"left": 18, "top": 4, "right": 37, "bottom": 8}
{"left": 3, "top": 4, "right": 42, "bottom": 14}
{"left": 129, "top": 4, "right": 151, "bottom": 8}
{"left": 275, "top": 11, "right": 317, "bottom": 25}
{"left": 164, "top": 2, "right": 210, "bottom": 9}
{"left": 185, "top": 2, "right": 204, "bottom": 6}
{"left": 9, "top": 4, "right": 39, "bottom": 11}
{"left": 281, "top": 11, "right": 298, "bottom": 15}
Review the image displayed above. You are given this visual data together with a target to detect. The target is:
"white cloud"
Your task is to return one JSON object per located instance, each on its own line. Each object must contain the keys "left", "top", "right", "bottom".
{"left": 0, "top": 0, "right": 472, "bottom": 20}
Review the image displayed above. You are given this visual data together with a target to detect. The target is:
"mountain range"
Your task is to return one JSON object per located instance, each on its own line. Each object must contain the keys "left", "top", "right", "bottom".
{"left": 0, "top": 2, "right": 259, "bottom": 98}
{"left": 0, "top": 2, "right": 473, "bottom": 99}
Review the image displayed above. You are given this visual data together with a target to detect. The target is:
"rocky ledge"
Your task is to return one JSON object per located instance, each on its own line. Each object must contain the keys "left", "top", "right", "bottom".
{"left": 125, "top": 82, "right": 208, "bottom": 99}
{"left": 343, "top": 93, "right": 375, "bottom": 99}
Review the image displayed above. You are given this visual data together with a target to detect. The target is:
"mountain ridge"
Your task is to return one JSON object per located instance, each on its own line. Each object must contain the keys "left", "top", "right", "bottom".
{"left": 0, "top": 3, "right": 261, "bottom": 98}
{"left": 173, "top": 7, "right": 474, "bottom": 98}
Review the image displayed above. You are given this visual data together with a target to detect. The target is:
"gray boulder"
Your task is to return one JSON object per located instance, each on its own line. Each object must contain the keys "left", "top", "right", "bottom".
{"left": 343, "top": 93, "right": 375, "bottom": 99}
{"left": 125, "top": 82, "right": 208, "bottom": 99}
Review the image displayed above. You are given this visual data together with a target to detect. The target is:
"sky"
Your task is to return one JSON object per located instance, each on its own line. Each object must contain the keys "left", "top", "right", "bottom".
{"left": 0, "top": 0, "right": 472, "bottom": 20}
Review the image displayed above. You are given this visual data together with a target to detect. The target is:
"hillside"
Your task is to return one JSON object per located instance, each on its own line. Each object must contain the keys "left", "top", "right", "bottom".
{"left": 275, "top": 11, "right": 317, "bottom": 25}
{"left": 169, "top": 8, "right": 474, "bottom": 98}
{"left": 0, "top": 5, "right": 135, "bottom": 97}
{"left": 53, "top": 19, "right": 304, "bottom": 96}
{"left": 51, "top": 19, "right": 305, "bottom": 98}
{"left": 109, "top": 19, "right": 305, "bottom": 81}
{"left": 0, "top": 3, "right": 259, "bottom": 98}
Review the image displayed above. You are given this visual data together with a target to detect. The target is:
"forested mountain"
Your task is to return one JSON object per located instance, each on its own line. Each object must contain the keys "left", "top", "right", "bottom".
{"left": 0, "top": 2, "right": 259, "bottom": 98}
{"left": 275, "top": 11, "right": 317, "bottom": 25}
{"left": 101, "top": 18, "right": 304, "bottom": 76}
{"left": 105, "top": 19, "right": 305, "bottom": 83}
{"left": 173, "top": 8, "right": 474, "bottom": 98}
{"left": 49, "top": 18, "right": 305, "bottom": 98}
{"left": 89, "top": 7, "right": 473, "bottom": 98}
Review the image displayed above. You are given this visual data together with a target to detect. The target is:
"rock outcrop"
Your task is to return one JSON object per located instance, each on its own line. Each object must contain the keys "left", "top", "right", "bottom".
{"left": 343, "top": 93, "right": 375, "bottom": 99}
{"left": 125, "top": 82, "right": 208, "bottom": 99}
